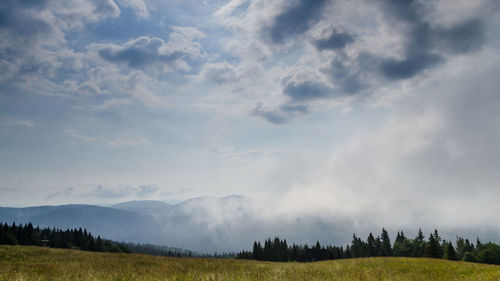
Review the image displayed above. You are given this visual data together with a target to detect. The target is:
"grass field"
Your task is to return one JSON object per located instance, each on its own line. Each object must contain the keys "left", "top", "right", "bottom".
{"left": 1, "top": 245, "right": 500, "bottom": 280}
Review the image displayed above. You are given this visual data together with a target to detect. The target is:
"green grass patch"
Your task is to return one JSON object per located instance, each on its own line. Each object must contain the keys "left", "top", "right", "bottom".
{"left": 1, "top": 245, "right": 500, "bottom": 280}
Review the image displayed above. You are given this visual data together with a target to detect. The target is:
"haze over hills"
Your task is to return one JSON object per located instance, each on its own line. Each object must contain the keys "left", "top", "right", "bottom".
{"left": 1, "top": 195, "right": 499, "bottom": 253}
{"left": 0, "top": 195, "right": 352, "bottom": 252}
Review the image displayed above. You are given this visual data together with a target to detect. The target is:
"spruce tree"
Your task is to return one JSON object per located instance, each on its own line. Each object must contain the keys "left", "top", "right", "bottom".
{"left": 379, "top": 228, "right": 392, "bottom": 256}
{"left": 412, "top": 229, "right": 425, "bottom": 257}
{"left": 425, "top": 231, "right": 443, "bottom": 258}
{"left": 367, "top": 233, "right": 376, "bottom": 256}
{"left": 444, "top": 242, "right": 458, "bottom": 260}
{"left": 252, "top": 241, "right": 263, "bottom": 260}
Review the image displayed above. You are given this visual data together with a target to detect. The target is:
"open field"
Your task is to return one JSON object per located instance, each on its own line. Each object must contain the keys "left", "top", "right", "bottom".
{"left": 1, "top": 246, "right": 500, "bottom": 281}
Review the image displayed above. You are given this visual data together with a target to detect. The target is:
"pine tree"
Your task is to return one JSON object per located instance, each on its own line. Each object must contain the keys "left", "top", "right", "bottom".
{"left": 412, "top": 229, "right": 425, "bottom": 257}
{"left": 95, "top": 236, "right": 104, "bottom": 252}
{"left": 393, "top": 230, "right": 413, "bottom": 257}
{"left": 252, "top": 241, "right": 263, "bottom": 260}
{"left": 444, "top": 242, "right": 458, "bottom": 260}
{"left": 367, "top": 233, "right": 376, "bottom": 256}
{"left": 379, "top": 228, "right": 392, "bottom": 256}
{"left": 344, "top": 245, "right": 352, "bottom": 258}
{"left": 425, "top": 230, "right": 443, "bottom": 258}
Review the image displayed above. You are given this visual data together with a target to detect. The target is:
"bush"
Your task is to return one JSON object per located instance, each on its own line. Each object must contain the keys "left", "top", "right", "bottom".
{"left": 477, "top": 243, "right": 500, "bottom": 265}
{"left": 463, "top": 252, "right": 479, "bottom": 263}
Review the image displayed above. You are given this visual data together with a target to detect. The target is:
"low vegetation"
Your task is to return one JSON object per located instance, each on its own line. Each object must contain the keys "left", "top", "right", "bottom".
{"left": 1, "top": 245, "right": 500, "bottom": 281}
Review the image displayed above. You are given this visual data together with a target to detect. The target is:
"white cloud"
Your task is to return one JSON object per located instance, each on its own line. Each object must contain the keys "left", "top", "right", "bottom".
{"left": 272, "top": 48, "right": 500, "bottom": 232}
{"left": 118, "top": 0, "right": 149, "bottom": 18}
{"left": 65, "top": 129, "right": 149, "bottom": 147}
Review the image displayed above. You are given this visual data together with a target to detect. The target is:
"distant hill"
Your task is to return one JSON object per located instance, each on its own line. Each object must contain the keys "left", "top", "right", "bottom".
{"left": 0, "top": 196, "right": 262, "bottom": 252}
{"left": 0, "top": 195, "right": 361, "bottom": 252}
{"left": 0, "top": 204, "right": 162, "bottom": 243}
{"left": 5, "top": 195, "right": 495, "bottom": 254}
{"left": 2, "top": 245, "right": 500, "bottom": 280}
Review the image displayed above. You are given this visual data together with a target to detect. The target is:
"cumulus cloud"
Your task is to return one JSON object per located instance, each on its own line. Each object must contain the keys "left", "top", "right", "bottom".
{"left": 379, "top": 52, "right": 443, "bottom": 80}
{"left": 214, "top": 0, "right": 496, "bottom": 124}
{"left": 199, "top": 62, "right": 237, "bottom": 84}
{"left": 313, "top": 30, "right": 355, "bottom": 51}
{"left": 97, "top": 33, "right": 205, "bottom": 73}
{"left": 117, "top": 0, "right": 148, "bottom": 18}
{"left": 0, "top": 0, "right": 121, "bottom": 97}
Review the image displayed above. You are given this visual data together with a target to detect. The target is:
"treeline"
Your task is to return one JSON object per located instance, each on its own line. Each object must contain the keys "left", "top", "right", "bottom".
{"left": 125, "top": 243, "right": 235, "bottom": 258}
{"left": 237, "top": 228, "right": 500, "bottom": 265}
{"left": 0, "top": 222, "right": 131, "bottom": 253}
{"left": 0, "top": 221, "right": 233, "bottom": 259}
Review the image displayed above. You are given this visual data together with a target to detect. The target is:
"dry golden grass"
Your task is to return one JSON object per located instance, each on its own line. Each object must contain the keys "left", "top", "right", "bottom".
{"left": 1, "top": 245, "right": 500, "bottom": 280}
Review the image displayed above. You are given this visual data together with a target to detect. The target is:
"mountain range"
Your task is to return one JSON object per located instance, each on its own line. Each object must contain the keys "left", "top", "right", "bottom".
{"left": 4, "top": 195, "right": 497, "bottom": 253}
{"left": 0, "top": 195, "right": 356, "bottom": 253}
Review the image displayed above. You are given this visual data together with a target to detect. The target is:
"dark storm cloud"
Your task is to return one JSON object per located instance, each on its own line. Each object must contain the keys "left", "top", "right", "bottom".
{"left": 436, "top": 19, "right": 485, "bottom": 54}
{"left": 0, "top": 0, "right": 53, "bottom": 85}
{"left": 314, "top": 31, "right": 355, "bottom": 51}
{"left": 267, "top": 0, "right": 330, "bottom": 44}
{"left": 379, "top": 52, "right": 443, "bottom": 80}
{"left": 283, "top": 81, "right": 335, "bottom": 101}
{"left": 0, "top": 0, "right": 51, "bottom": 38}
{"left": 375, "top": 0, "right": 486, "bottom": 81}
{"left": 380, "top": 0, "right": 420, "bottom": 22}
{"left": 328, "top": 58, "right": 366, "bottom": 94}
{"left": 255, "top": 0, "right": 491, "bottom": 125}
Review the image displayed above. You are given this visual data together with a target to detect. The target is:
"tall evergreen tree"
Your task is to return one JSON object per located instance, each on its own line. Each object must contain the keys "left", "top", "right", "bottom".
{"left": 95, "top": 236, "right": 104, "bottom": 252}
{"left": 379, "top": 228, "right": 392, "bottom": 256}
{"left": 252, "top": 241, "right": 263, "bottom": 260}
{"left": 412, "top": 229, "right": 425, "bottom": 257}
{"left": 393, "top": 230, "right": 413, "bottom": 257}
{"left": 425, "top": 230, "right": 443, "bottom": 258}
{"left": 367, "top": 233, "right": 376, "bottom": 257}
{"left": 444, "top": 242, "right": 458, "bottom": 260}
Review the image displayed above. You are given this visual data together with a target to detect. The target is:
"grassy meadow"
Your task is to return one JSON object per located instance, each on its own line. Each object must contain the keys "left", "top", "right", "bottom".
{"left": 1, "top": 245, "right": 500, "bottom": 281}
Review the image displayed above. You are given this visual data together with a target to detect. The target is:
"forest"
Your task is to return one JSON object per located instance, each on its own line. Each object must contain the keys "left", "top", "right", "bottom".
{"left": 237, "top": 228, "right": 500, "bottom": 265}
{"left": 0, "top": 222, "right": 131, "bottom": 253}
{"left": 0, "top": 222, "right": 229, "bottom": 258}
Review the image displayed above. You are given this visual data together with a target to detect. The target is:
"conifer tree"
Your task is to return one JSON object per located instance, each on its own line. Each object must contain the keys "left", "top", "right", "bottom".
{"left": 379, "top": 228, "right": 392, "bottom": 256}
{"left": 444, "top": 242, "right": 458, "bottom": 260}
{"left": 412, "top": 229, "right": 425, "bottom": 257}
{"left": 367, "top": 233, "right": 376, "bottom": 256}
{"left": 425, "top": 230, "right": 443, "bottom": 258}
{"left": 252, "top": 241, "right": 263, "bottom": 260}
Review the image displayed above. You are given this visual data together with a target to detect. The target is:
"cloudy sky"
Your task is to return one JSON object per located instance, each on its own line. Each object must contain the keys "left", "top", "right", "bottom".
{"left": 1, "top": 0, "right": 500, "bottom": 236}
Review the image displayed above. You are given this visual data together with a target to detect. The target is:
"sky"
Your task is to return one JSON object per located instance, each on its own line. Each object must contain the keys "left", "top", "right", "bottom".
{"left": 1, "top": 0, "right": 500, "bottom": 237}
